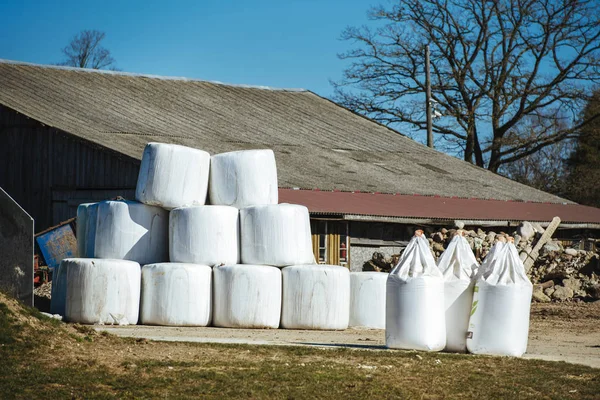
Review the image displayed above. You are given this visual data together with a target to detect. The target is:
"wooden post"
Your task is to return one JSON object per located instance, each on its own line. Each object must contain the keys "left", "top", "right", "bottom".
{"left": 425, "top": 44, "right": 433, "bottom": 148}
{"left": 522, "top": 217, "right": 561, "bottom": 272}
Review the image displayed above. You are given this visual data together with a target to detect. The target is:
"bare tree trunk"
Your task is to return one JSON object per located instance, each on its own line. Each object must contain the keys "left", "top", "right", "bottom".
{"left": 488, "top": 133, "right": 503, "bottom": 173}
{"left": 474, "top": 128, "right": 484, "bottom": 168}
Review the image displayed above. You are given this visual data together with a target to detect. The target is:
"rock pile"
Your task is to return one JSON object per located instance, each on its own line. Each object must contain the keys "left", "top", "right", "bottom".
{"left": 34, "top": 281, "right": 52, "bottom": 299}
{"left": 425, "top": 224, "right": 599, "bottom": 303}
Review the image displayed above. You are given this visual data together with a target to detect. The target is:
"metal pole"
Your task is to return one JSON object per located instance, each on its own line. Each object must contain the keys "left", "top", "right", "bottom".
{"left": 425, "top": 44, "right": 433, "bottom": 148}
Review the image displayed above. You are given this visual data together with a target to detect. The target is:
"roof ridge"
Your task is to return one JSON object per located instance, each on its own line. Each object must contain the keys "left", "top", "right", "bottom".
{"left": 0, "top": 59, "right": 307, "bottom": 92}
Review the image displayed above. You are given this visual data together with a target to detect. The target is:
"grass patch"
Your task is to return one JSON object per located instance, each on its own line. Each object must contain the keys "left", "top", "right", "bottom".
{"left": 0, "top": 293, "right": 599, "bottom": 399}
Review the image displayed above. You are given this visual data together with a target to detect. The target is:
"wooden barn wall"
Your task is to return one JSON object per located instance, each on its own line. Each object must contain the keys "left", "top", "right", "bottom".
{"left": 0, "top": 106, "right": 140, "bottom": 231}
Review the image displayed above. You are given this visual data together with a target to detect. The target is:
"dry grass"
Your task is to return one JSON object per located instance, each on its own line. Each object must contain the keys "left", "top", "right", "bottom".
{"left": 1, "top": 293, "right": 599, "bottom": 399}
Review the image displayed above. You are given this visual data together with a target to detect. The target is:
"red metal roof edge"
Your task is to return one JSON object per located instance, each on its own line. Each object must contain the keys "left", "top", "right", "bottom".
{"left": 278, "top": 188, "right": 600, "bottom": 225}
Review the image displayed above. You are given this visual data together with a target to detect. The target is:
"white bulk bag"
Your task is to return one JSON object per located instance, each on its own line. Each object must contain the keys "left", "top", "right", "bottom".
{"left": 93, "top": 200, "right": 169, "bottom": 265}
{"left": 169, "top": 206, "right": 239, "bottom": 266}
{"left": 479, "top": 238, "right": 507, "bottom": 276}
{"left": 136, "top": 143, "right": 211, "bottom": 209}
{"left": 213, "top": 264, "right": 281, "bottom": 328}
{"left": 50, "top": 260, "right": 68, "bottom": 316}
{"left": 386, "top": 231, "right": 445, "bottom": 351}
{"left": 281, "top": 265, "right": 350, "bottom": 330}
{"left": 349, "top": 272, "right": 387, "bottom": 329}
{"left": 140, "top": 263, "right": 212, "bottom": 326}
{"left": 437, "top": 233, "right": 479, "bottom": 352}
{"left": 76, "top": 203, "right": 95, "bottom": 257}
{"left": 65, "top": 258, "right": 141, "bottom": 325}
{"left": 240, "top": 204, "right": 314, "bottom": 266}
{"left": 467, "top": 242, "right": 533, "bottom": 357}
{"left": 209, "top": 149, "right": 278, "bottom": 208}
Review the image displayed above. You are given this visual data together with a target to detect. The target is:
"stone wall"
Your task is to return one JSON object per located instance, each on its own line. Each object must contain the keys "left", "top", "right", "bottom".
{"left": 350, "top": 245, "right": 403, "bottom": 272}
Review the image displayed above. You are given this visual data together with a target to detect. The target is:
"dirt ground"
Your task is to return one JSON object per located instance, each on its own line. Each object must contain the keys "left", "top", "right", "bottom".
{"left": 95, "top": 301, "right": 600, "bottom": 369}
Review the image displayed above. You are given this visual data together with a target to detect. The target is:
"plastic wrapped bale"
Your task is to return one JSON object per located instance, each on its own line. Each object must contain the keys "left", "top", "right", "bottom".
{"left": 240, "top": 204, "right": 314, "bottom": 266}
{"left": 212, "top": 264, "right": 281, "bottom": 328}
{"left": 136, "top": 143, "right": 211, "bottom": 209}
{"left": 50, "top": 260, "right": 69, "bottom": 316}
{"left": 349, "top": 272, "right": 387, "bottom": 329}
{"left": 437, "top": 232, "right": 479, "bottom": 352}
{"left": 169, "top": 206, "right": 239, "bottom": 266}
{"left": 467, "top": 242, "right": 533, "bottom": 357}
{"left": 76, "top": 203, "right": 96, "bottom": 257}
{"left": 386, "top": 230, "right": 445, "bottom": 351}
{"left": 65, "top": 258, "right": 141, "bottom": 325}
{"left": 281, "top": 265, "right": 350, "bottom": 330}
{"left": 93, "top": 200, "right": 169, "bottom": 265}
{"left": 209, "top": 149, "right": 278, "bottom": 208}
{"left": 140, "top": 263, "right": 212, "bottom": 326}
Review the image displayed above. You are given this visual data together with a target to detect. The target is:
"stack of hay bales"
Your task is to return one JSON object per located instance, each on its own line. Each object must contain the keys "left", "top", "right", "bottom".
{"left": 52, "top": 143, "right": 350, "bottom": 330}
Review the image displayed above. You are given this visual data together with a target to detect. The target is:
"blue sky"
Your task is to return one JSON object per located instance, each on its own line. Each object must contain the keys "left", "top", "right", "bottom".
{"left": 0, "top": 0, "right": 375, "bottom": 97}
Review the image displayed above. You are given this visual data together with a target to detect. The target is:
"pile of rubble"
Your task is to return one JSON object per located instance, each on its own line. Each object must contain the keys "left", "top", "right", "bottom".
{"left": 34, "top": 281, "right": 52, "bottom": 299}
{"left": 426, "top": 222, "right": 600, "bottom": 303}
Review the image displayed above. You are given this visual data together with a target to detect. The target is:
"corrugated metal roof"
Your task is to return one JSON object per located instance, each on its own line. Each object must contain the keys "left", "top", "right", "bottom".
{"left": 0, "top": 60, "right": 576, "bottom": 204}
{"left": 279, "top": 189, "right": 600, "bottom": 224}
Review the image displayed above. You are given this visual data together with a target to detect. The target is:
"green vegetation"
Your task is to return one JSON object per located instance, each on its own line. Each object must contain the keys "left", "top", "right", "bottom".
{"left": 0, "top": 294, "right": 598, "bottom": 399}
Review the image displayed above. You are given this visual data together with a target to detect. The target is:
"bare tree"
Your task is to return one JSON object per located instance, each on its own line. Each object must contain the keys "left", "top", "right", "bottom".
{"left": 499, "top": 137, "right": 573, "bottom": 195}
{"left": 334, "top": 0, "right": 600, "bottom": 172}
{"left": 563, "top": 90, "right": 600, "bottom": 207}
{"left": 60, "top": 30, "right": 116, "bottom": 70}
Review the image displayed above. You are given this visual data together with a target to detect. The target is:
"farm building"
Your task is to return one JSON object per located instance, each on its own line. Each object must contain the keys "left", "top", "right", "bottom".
{"left": 1, "top": 60, "right": 599, "bottom": 270}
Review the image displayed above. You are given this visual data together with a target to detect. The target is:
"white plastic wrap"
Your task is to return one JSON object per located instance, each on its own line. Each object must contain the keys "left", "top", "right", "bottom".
{"left": 169, "top": 206, "right": 239, "bottom": 266}
{"left": 349, "top": 272, "right": 387, "bottom": 329}
{"left": 386, "top": 231, "right": 445, "bottom": 351}
{"left": 136, "top": 143, "right": 211, "bottom": 209}
{"left": 209, "top": 149, "right": 278, "bottom": 208}
{"left": 213, "top": 264, "right": 282, "bottom": 328}
{"left": 281, "top": 264, "right": 350, "bottom": 330}
{"left": 50, "top": 260, "right": 68, "bottom": 316}
{"left": 467, "top": 242, "right": 533, "bottom": 357}
{"left": 93, "top": 200, "right": 169, "bottom": 265}
{"left": 437, "top": 233, "right": 479, "bottom": 352}
{"left": 140, "top": 263, "right": 212, "bottom": 326}
{"left": 240, "top": 204, "right": 314, "bottom": 267}
{"left": 65, "top": 258, "right": 141, "bottom": 325}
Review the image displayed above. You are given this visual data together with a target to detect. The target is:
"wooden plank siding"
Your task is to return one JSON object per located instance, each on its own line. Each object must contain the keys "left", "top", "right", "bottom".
{"left": 0, "top": 105, "right": 140, "bottom": 231}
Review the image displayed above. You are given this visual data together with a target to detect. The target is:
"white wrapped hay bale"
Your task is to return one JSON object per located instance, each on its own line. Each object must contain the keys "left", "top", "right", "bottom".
{"left": 240, "top": 204, "right": 313, "bottom": 266}
{"left": 437, "top": 232, "right": 479, "bottom": 352}
{"left": 349, "top": 272, "right": 387, "bottom": 329}
{"left": 209, "top": 149, "right": 278, "bottom": 208}
{"left": 386, "top": 231, "right": 445, "bottom": 351}
{"left": 50, "top": 260, "right": 69, "bottom": 316}
{"left": 140, "top": 263, "right": 212, "bottom": 326}
{"left": 281, "top": 264, "right": 350, "bottom": 330}
{"left": 76, "top": 202, "right": 99, "bottom": 257}
{"left": 467, "top": 242, "right": 533, "bottom": 357}
{"left": 136, "top": 143, "right": 211, "bottom": 209}
{"left": 213, "top": 264, "right": 281, "bottom": 328}
{"left": 170, "top": 206, "right": 239, "bottom": 265}
{"left": 349, "top": 271, "right": 387, "bottom": 328}
{"left": 65, "top": 258, "right": 141, "bottom": 325}
{"left": 94, "top": 200, "right": 169, "bottom": 265}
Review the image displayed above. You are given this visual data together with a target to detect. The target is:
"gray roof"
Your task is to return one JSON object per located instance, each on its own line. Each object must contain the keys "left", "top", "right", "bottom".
{"left": 0, "top": 60, "right": 571, "bottom": 203}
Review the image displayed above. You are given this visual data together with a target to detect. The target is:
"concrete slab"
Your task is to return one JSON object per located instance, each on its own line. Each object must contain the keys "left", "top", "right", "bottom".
{"left": 95, "top": 324, "right": 600, "bottom": 369}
